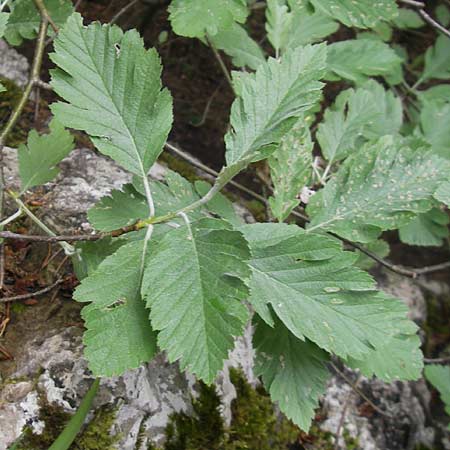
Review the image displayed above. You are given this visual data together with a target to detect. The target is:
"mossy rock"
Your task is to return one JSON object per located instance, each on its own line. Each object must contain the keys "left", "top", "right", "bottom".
{"left": 12, "top": 395, "right": 119, "bottom": 450}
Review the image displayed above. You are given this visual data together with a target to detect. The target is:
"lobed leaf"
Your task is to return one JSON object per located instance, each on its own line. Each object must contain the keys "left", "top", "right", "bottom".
{"left": 266, "top": 0, "right": 291, "bottom": 56}
{"left": 142, "top": 218, "right": 251, "bottom": 383}
{"left": 424, "top": 364, "right": 450, "bottom": 429}
{"left": 435, "top": 181, "right": 450, "bottom": 206}
{"left": 307, "top": 136, "right": 450, "bottom": 243}
{"left": 268, "top": 117, "right": 313, "bottom": 221}
{"left": 420, "top": 101, "right": 450, "bottom": 159}
{"left": 327, "top": 39, "right": 403, "bottom": 84}
{"left": 309, "top": 0, "right": 398, "bottom": 29}
{"left": 50, "top": 13, "right": 173, "bottom": 177}
{"left": 74, "top": 241, "right": 157, "bottom": 376}
{"left": 18, "top": 119, "right": 74, "bottom": 193}
{"left": 421, "top": 35, "right": 450, "bottom": 83}
{"left": 241, "top": 223, "right": 415, "bottom": 361}
{"left": 399, "top": 208, "right": 449, "bottom": 247}
{"left": 4, "top": 0, "right": 73, "bottom": 45}
{"left": 205, "top": 22, "right": 265, "bottom": 70}
{"left": 224, "top": 44, "right": 326, "bottom": 174}
{"left": 254, "top": 317, "right": 330, "bottom": 431}
{"left": 168, "top": 0, "right": 248, "bottom": 38}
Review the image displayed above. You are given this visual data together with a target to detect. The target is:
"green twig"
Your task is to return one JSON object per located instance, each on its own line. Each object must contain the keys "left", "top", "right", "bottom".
{"left": 48, "top": 378, "right": 100, "bottom": 450}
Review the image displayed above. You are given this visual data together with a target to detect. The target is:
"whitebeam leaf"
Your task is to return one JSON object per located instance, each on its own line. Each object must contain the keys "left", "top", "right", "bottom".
{"left": 206, "top": 22, "right": 265, "bottom": 70}
{"left": 4, "top": 0, "right": 73, "bottom": 45}
{"left": 74, "top": 241, "right": 157, "bottom": 376}
{"left": 18, "top": 119, "right": 74, "bottom": 193}
{"left": 268, "top": 117, "right": 313, "bottom": 221}
{"left": 168, "top": 0, "right": 248, "bottom": 38}
{"left": 50, "top": 13, "right": 173, "bottom": 177}
{"left": 327, "top": 39, "right": 403, "bottom": 84}
{"left": 254, "top": 317, "right": 330, "bottom": 431}
{"left": 142, "top": 218, "right": 251, "bottom": 383}
{"left": 224, "top": 44, "right": 326, "bottom": 172}
{"left": 309, "top": 0, "right": 398, "bottom": 29}
{"left": 266, "top": 0, "right": 291, "bottom": 56}
{"left": 241, "top": 223, "right": 415, "bottom": 360}
{"left": 307, "top": 136, "right": 450, "bottom": 243}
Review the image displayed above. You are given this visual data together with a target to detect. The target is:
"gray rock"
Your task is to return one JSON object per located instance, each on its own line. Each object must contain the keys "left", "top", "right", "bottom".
{"left": 0, "top": 147, "right": 444, "bottom": 450}
{"left": 0, "top": 40, "right": 29, "bottom": 87}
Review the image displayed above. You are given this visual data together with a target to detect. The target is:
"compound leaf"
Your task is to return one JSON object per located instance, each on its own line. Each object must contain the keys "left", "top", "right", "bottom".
{"left": 241, "top": 224, "right": 414, "bottom": 360}
{"left": 74, "top": 240, "right": 157, "bottom": 376}
{"left": 4, "top": 0, "right": 73, "bottom": 45}
{"left": 268, "top": 117, "right": 313, "bottom": 221}
{"left": 18, "top": 119, "right": 74, "bottom": 193}
{"left": 254, "top": 317, "right": 330, "bottom": 431}
{"left": 399, "top": 208, "right": 449, "bottom": 247}
{"left": 142, "top": 218, "right": 251, "bottom": 383}
{"left": 327, "top": 39, "right": 402, "bottom": 84}
{"left": 224, "top": 44, "right": 326, "bottom": 174}
{"left": 309, "top": 0, "right": 398, "bottom": 29}
{"left": 168, "top": 0, "right": 248, "bottom": 38}
{"left": 50, "top": 13, "right": 173, "bottom": 177}
{"left": 307, "top": 136, "right": 450, "bottom": 243}
{"left": 421, "top": 35, "right": 450, "bottom": 83}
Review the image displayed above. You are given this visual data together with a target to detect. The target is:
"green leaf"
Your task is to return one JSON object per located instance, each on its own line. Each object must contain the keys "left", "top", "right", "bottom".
{"left": 266, "top": 0, "right": 291, "bottom": 56}
{"left": 194, "top": 180, "right": 243, "bottom": 226}
{"left": 254, "top": 317, "right": 330, "bottom": 431}
{"left": 0, "top": 12, "right": 8, "bottom": 36}
{"left": 418, "top": 85, "right": 450, "bottom": 106}
{"left": 206, "top": 22, "right": 265, "bottom": 70}
{"left": 393, "top": 8, "right": 424, "bottom": 29}
{"left": 399, "top": 208, "right": 449, "bottom": 247}
{"left": 268, "top": 117, "right": 313, "bottom": 221}
{"left": 354, "top": 239, "right": 390, "bottom": 271}
{"left": 50, "top": 13, "right": 173, "bottom": 178}
{"left": 327, "top": 39, "right": 403, "bottom": 84}
{"left": 420, "top": 101, "right": 450, "bottom": 158}
{"left": 88, "top": 185, "right": 149, "bottom": 232}
{"left": 360, "top": 79, "right": 403, "bottom": 140}
{"left": 285, "top": 1, "right": 338, "bottom": 49}
{"left": 424, "top": 364, "right": 450, "bottom": 428}
{"left": 224, "top": 43, "right": 326, "bottom": 172}
{"left": 307, "top": 137, "right": 450, "bottom": 243}
{"left": 141, "top": 218, "right": 251, "bottom": 383}
{"left": 436, "top": 4, "right": 450, "bottom": 27}
{"left": 0, "top": 83, "right": 6, "bottom": 93}
{"left": 241, "top": 224, "right": 416, "bottom": 360}
{"left": 168, "top": 0, "right": 248, "bottom": 38}
{"left": 4, "top": 0, "right": 73, "bottom": 46}
{"left": 317, "top": 86, "right": 381, "bottom": 162}
{"left": 18, "top": 119, "right": 74, "bottom": 193}
{"left": 421, "top": 35, "right": 450, "bottom": 83}
{"left": 309, "top": 0, "right": 398, "bottom": 29}
{"left": 74, "top": 241, "right": 157, "bottom": 376}
{"left": 435, "top": 181, "right": 450, "bottom": 206}
{"left": 72, "top": 237, "right": 125, "bottom": 280}
{"left": 347, "top": 330, "right": 423, "bottom": 382}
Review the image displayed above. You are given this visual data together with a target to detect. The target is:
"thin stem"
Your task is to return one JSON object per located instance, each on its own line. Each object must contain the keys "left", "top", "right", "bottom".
{"left": 10, "top": 194, "right": 75, "bottom": 255}
{"left": 0, "top": 209, "right": 22, "bottom": 227}
{"left": 111, "top": 0, "right": 140, "bottom": 24}
{"left": 205, "top": 34, "right": 234, "bottom": 91}
{"left": 0, "top": 278, "right": 65, "bottom": 303}
{"left": 419, "top": 9, "right": 450, "bottom": 39}
{"left": 33, "top": 0, "right": 59, "bottom": 33}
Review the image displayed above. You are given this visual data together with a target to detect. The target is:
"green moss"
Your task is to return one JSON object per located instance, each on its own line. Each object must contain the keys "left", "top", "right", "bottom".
{"left": 71, "top": 405, "right": 120, "bottom": 450}
{"left": 303, "top": 424, "right": 334, "bottom": 449}
{"left": 343, "top": 429, "right": 359, "bottom": 450}
{"left": 12, "top": 394, "right": 119, "bottom": 450}
{"left": 151, "top": 369, "right": 300, "bottom": 450}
